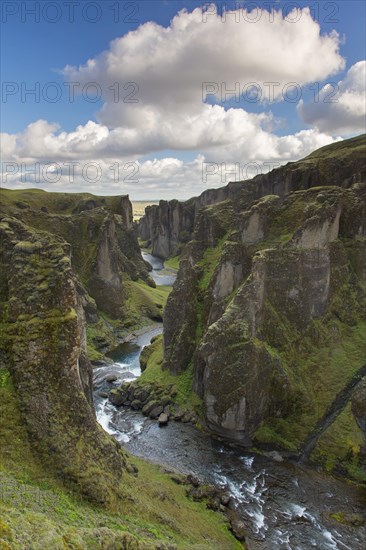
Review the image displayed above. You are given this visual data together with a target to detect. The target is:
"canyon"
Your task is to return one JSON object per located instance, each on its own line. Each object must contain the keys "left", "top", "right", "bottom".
{"left": 0, "top": 134, "right": 365, "bottom": 549}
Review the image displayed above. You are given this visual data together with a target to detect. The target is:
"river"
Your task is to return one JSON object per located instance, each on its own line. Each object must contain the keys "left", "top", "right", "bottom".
{"left": 93, "top": 253, "right": 365, "bottom": 550}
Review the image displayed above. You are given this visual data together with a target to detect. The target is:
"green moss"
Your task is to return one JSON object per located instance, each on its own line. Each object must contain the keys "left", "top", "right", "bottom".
{"left": 254, "top": 321, "right": 366, "bottom": 454}
{"left": 197, "top": 238, "right": 226, "bottom": 292}
{"left": 124, "top": 280, "right": 172, "bottom": 325}
{"left": 139, "top": 336, "right": 203, "bottom": 414}
{"left": 254, "top": 426, "right": 298, "bottom": 451}
{"left": 311, "top": 402, "right": 365, "bottom": 482}
{"left": 329, "top": 512, "right": 365, "bottom": 526}
{"left": 164, "top": 256, "right": 180, "bottom": 270}
{"left": 0, "top": 368, "right": 47, "bottom": 481}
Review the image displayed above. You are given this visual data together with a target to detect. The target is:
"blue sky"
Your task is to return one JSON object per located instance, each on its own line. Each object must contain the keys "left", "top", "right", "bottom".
{"left": 1, "top": 1, "right": 365, "bottom": 198}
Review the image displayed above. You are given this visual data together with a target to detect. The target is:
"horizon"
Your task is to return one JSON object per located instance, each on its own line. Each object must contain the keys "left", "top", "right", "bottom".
{"left": 1, "top": 1, "right": 365, "bottom": 200}
{"left": 2, "top": 132, "right": 365, "bottom": 203}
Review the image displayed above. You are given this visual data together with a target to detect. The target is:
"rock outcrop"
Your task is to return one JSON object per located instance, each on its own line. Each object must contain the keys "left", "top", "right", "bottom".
{"left": 162, "top": 135, "right": 366, "bottom": 479}
{"left": 0, "top": 216, "right": 129, "bottom": 504}
{"left": 0, "top": 190, "right": 152, "bottom": 320}
{"left": 139, "top": 135, "right": 366, "bottom": 259}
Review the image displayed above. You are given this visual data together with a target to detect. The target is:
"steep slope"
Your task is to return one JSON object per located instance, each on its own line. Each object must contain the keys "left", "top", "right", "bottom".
{"left": 159, "top": 135, "right": 366, "bottom": 481}
{"left": 0, "top": 216, "right": 129, "bottom": 504}
{"left": 0, "top": 189, "right": 171, "bottom": 360}
{"left": 139, "top": 134, "right": 366, "bottom": 259}
{"left": 0, "top": 191, "right": 241, "bottom": 549}
{"left": 0, "top": 190, "right": 151, "bottom": 319}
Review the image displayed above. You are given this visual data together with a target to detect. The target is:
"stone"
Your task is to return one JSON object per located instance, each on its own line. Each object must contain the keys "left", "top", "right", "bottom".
{"left": 133, "top": 388, "right": 150, "bottom": 404}
{"left": 173, "top": 408, "right": 184, "bottom": 421}
{"left": 97, "top": 391, "right": 108, "bottom": 398}
{"left": 267, "top": 450, "right": 284, "bottom": 462}
{"left": 187, "top": 474, "right": 201, "bottom": 487}
{"left": 108, "top": 389, "right": 124, "bottom": 406}
{"left": 230, "top": 517, "right": 247, "bottom": 542}
{"left": 220, "top": 493, "right": 231, "bottom": 507}
{"left": 131, "top": 399, "right": 143, "bottom": 410}
{"left": 149, "top": 406, "right": 164, "bottom": 419}
{"left": 160, "top": 396, "right": 171, "bottom": 407}
{"left": 105, "top": 374, "right": 118, "bottom": 383}
{"left": 142, "top": 400, "right": 160, "bottom": 416}
{"left": 170, "top": 475, "right": 185, "bottom": 485}
{"left": 158, "top": 413, "right": 169, "bottom": 426}
{"left": 163, "top": 405, "right": 171, "bottom": 417}
{"left": 206, "top": 496, "right": 220, "bottom": 511}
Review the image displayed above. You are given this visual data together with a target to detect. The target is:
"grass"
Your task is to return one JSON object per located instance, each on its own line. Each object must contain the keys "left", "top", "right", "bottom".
{"left": 311, "top": 402, "right": 365, "bottom": 481}
{"left": 139, "top": 336, "right": 203, "bottom": 414}
{"left": 124, "top": 280, "right": 172, "bottom": 323}
{"left": 164, "top": 256, "right": 180, "bottom": 270}
{"left": 254, "top": 321, "right": 366, "bottom": 465}
{"left": 0, "top": 188, "right": 108, "bottom": 215}
{"left": 0, "top": 367, "right": 242, "bottom": 549}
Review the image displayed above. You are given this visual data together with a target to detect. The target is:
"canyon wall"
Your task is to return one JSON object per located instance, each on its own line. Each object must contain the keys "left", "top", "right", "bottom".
{"left": 0, "top": 190, "right": 150, "bottom": 503}
{"left": 139, "top": 135, "right": 366, "bottom": 259}
{"left": 162, "top": 135, "right": 366, "bottom": 479}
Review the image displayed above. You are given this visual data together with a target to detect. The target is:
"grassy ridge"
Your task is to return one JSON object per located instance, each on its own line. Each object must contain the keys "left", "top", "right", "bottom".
{"left": 0, "top": 367, "right": 242, "bottom": 549}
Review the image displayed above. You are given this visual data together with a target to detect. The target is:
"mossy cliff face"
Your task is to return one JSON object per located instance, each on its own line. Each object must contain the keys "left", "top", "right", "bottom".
{"left": 0, "top": 189, "right": 166, "bottom": 505}
{"left": 0, "top": 197, "right": 242, "bottom": 549}
{"left": 0, "top": 216, "right": 130, "bottom": 504}
{"left": 163, "top": 139, "right": 366, "bottom": 480}
{"left": 139, "top": 134, "right": 366, "bottom": 260}
{"left": 0, "top": 189, "right": 152, "bottom": 321}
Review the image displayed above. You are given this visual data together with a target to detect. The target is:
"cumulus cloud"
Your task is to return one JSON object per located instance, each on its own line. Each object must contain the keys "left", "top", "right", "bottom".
{"left": 0, "top": 5, "right": 346, "bottom": 198}
{"left": 61, "top": 5, "right": 344, "bottom": 156}
{"left": 2, "top": 128, "right": 338, "bottom": 200}
{"left": 298, "top": 61, "right": 366, "bottom": 135}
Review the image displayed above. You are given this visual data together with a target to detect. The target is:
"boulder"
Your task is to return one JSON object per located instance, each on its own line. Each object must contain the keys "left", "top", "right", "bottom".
{"left": 149, "top": 405, "right": 164, "bottom": 419}
{"left": 159, "top": 395, "right": 171, "bottom": 406}
{"left": 158, "top": 413, "right": 169, "bottom": 426}
{"left": 173, "top": 408, "right": 184, "bottom": 421}
{"left": 109, "top": 389, "right": 124, "bottom": 406}
{"left": 220, "top": 493, "right": 232, "bottom": 507}
{"left": 133, "top": 388, "right": 150, "bottom": 404}
{"left": 186, "top": 474, "right": 201, "bottom": 488}
{"left": 142, "top": 400, "right": 160, "bottom": 416}
{"left": 230, "top": 517, "right": 247, "bottom": 542}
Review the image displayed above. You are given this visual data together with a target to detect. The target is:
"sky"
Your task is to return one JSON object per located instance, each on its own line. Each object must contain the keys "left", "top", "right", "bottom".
{"left": 1, "top": 0, "right": 365, "bottom": 200}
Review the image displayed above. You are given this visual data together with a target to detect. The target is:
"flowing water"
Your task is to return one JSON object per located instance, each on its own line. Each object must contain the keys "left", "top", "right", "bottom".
{"left": 141, "top": 250, "right": 177, "bottom": 286}
{"left": 93, "top": 254, "right": 365, "bottom": 550}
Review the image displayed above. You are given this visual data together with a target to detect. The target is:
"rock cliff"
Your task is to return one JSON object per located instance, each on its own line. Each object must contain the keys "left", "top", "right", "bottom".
{"left": 0, "top": 190, "right": 159, "bottom": 503}
{"left": 162, "top": 134, "right": 366, "bottom": 480}
{"left": 0, "top": 215, "right": 129, "bottom": 504}
{"left": 139, "top": 135, "right": 366, "bottom": 259}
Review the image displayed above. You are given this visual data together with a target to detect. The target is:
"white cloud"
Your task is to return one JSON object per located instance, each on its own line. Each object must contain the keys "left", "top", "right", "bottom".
{"left": 298, "top": 61, "right": 366, "bottom": 135}
{"left": 0, "top": 5, "right": 347, "bottom": 198}
{"left": 60, "top": 5, "right": 344, "bottom": 156}
{"left": 1, "top": 129, "right": 338, "bottom": 200}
